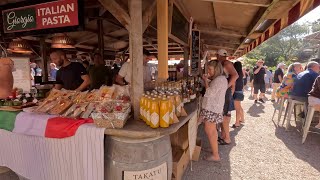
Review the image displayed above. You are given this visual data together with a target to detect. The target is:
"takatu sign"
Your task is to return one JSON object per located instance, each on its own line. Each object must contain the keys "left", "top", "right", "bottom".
{"left": 2, "top": 0, "right": 79, "bottom": 33}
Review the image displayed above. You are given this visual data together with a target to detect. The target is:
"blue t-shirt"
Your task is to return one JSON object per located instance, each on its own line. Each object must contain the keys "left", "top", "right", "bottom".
{"left": 291, "top": 69, "right": 319, "bottom": 97}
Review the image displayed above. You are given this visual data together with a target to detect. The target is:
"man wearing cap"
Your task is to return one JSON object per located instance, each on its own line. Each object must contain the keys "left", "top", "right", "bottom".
{"left": 253, "top": 59, "right": 266, "bottom": 103}
{"left": 271, "top": 62, "right": 285, "bottom": 102}
{"left": 217, "top": 49, "right": 239, "bottom": 145}
{"left": 0, "top": 58, "right": 14, "bottom": 98}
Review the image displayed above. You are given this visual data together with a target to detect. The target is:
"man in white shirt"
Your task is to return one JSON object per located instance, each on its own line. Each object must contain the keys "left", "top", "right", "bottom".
{"left": 116, "top": 50, "right": 154, "bottom": 86}
{"left": 0, "top": 58, "right": 14, "bottom": 98}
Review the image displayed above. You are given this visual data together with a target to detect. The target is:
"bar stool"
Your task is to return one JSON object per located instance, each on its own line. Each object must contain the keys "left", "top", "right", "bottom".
{"left": 302, "top": 105, "right": 320, "bottom": 144}
{"left": 271, "top": 97, "right": 286, "bottom": 125}
{"left": 285, "top": 97, "right": 308, "bottom": 131}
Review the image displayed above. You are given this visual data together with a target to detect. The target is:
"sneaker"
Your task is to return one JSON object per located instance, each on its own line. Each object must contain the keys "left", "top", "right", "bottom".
{"left": 254, "top": 100, "right": 258, "bottom": 103}
{"left": 259, "top": 99, "right": 265, "bottom": 103}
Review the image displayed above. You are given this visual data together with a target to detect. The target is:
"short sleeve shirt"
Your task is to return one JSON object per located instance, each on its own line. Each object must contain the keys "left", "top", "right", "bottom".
{"left": 118, "top": 62, "right": 152, "bottom": 84}
{"left": 274, "top": 68, "right": 284, "bottom": 83}
{"left": 56, "top": 62, "right": 87, "bottom": 90}
{"left": 253, "top": 66, "right": 266, "bottom": 84}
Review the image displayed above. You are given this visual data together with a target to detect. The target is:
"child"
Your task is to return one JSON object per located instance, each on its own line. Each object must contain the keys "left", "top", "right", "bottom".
{"left": 199, "top": 60, "right": 228, "bottom": 162}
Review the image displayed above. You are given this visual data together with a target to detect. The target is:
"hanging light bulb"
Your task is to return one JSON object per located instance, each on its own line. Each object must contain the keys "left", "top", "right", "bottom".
{"left": 7, "top": 39, "right": 32, "bottom": 54}
{"left": 51, "top": 34, "right": 75, "bottom": 49}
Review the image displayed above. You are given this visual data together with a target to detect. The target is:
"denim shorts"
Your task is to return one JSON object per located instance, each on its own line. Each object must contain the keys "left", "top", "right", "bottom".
{"left": 233, "top": 91, "right": 244, "bottom": 101}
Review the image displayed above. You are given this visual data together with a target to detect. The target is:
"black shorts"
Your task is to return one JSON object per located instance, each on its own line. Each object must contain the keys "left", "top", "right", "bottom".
{"left": 223, "top": 88, "right": 232, "bottom": 117}
{"left": 253, "top": 83, "right": 266, "bottom": 94}
{"left": 243, "top": 78, "right": 247, "bottom": 86}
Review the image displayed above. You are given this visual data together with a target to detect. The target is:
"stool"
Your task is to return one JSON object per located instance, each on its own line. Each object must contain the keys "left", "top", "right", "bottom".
{"left": 285, "top": 98, "right": 308, "bottom": 131}
{"left": 271, "top": 97, "right": 285, "bottom": 125}
{"left": 302, "top": 106, "right": 320, "bottom": 144}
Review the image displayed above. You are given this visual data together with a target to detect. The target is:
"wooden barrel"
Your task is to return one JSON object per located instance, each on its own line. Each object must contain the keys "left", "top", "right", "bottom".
{"left": 105, "top": 135, "right": 172, "bottom": 180}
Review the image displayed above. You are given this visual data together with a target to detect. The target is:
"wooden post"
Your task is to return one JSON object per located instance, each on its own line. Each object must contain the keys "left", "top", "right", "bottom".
{"left": 40, "top": 38, "right": 48, "bottom": 82}
{"left": 157, "top": 0, "right": 169, "bottom": 81}
{"left": 129, "top": 0, "right": 143, "bottom": 120}
{"left": 183, "top": 47, "right": 189, "bottom": 77}
{"left": 97, "top": 19, "right": 104, "bottom": 59}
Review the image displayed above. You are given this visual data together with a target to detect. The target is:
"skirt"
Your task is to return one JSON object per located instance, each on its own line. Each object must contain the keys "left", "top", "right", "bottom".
{"left": 199, "top": 109, "right": 223, "bottom": 124}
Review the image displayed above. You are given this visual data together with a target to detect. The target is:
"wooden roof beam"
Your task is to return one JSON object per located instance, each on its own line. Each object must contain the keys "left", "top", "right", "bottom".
{"left": 198, "top": 24, "right": 247, "bottom": 37}
{"left": 234, "top": 0, "right": 280, "bottom": 55}
{"left": 202, "top": 0, "right": 271, "bottom": 7}
{"left": 98, "top": 0, "right": 131, "bottom": 30}
{"left": 204, "top": 38, "right": 241, "bottom": 45}
{"left": 142, "top": 0, "right": 157, "bottom": 33}
{"left": 205, "top": 44, "right": 237, "bottom": 50}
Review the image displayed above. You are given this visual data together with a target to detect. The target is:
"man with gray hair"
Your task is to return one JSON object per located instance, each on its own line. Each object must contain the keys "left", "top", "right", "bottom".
{"left": 290, "top": 61, "right": 320, "bottom": 101}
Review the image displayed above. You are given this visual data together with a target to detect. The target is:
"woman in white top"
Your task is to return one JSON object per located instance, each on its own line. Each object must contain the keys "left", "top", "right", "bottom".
{"left": 200, "top": 60, "right": 228, "bottom": 162}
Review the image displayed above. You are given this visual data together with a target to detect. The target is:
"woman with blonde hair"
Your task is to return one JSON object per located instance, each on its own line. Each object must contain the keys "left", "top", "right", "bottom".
{"left": 199, "top": 60, "right": 228, "bottom": 162}
{"left": 276, "top": 62, "right": 303, "bottom": 98}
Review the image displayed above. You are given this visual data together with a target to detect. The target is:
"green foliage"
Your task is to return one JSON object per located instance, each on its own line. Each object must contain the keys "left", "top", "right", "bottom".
{"left": 244, "top": 22, "right": 311, "bottom": 68}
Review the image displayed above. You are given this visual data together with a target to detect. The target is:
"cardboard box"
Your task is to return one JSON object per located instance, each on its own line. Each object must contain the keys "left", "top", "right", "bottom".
{"left": 172, "top": 146, "right": 190, "bottom": 180}
{"left": 170, "top": 123, "right": 189, "bottom": 150}
{"left": 192, "top": 138, "right": 202, "bottom": 161}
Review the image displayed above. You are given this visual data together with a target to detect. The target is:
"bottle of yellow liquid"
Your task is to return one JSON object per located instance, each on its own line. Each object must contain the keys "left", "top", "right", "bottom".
{"left": 145, "top": 96, "right": 151, "bottom": 126}
{"left": 140, "top": 94, "right": 146, "bottom": 121}
{"left": 150, "top": 98, "right": 160, "bottom": 128}
{"left": 160, "top": 98, "right": 170, "bottom": 128}
{"left": 168, "top": 94, "right": 175, "bottom": 124}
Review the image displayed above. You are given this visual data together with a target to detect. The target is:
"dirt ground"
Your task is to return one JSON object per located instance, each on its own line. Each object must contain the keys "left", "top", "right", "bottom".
{"left": 183, "top": 91, "right": 320, "bottom": 180}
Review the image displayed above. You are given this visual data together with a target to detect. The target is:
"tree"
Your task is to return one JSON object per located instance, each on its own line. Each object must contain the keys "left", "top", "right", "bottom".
{"left": 245, "top": 22, "right": 309, "bottom": 67}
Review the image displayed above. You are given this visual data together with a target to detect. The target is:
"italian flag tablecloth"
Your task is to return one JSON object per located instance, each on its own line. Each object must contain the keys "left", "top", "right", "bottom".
{"left": 0, "top": 111, "right": 93, "bottom": 138}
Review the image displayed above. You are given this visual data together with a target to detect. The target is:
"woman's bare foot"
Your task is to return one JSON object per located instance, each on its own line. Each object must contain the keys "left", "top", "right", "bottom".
{"left": 204, "top": 155, "right": 220, "bottom": 162}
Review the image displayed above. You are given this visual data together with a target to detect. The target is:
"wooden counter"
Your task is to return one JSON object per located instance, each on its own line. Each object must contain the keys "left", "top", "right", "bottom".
{"left": 104, "top": 100, "right": 199, "bottom": 139}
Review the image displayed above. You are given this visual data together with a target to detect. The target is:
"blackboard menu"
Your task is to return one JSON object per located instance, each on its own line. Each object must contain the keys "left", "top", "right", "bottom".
{"left": 191, "top": 30, "right": 200, "bottom": 75}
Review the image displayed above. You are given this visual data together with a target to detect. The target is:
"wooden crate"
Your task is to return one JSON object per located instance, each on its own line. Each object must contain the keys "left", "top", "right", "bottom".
{"left": 170, "top": 123, "right": 189, "bottom": 150}
{"left": 172, "top": 146, "right": 190, "bottom": 180}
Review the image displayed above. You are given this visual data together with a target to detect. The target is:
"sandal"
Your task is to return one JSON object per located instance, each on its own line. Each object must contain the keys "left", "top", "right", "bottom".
{"left": 231, "top": 124, "right": 240, "bottom": 128}
{"left": 218, "top": 139, "right": 231, "bottom": 145}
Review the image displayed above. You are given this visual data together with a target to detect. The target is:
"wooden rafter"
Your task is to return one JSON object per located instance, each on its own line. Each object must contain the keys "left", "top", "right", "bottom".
{"left": 202, "top": 0, "right": 270, "bottom": 7}
{"left": 142, "top": 0, "right": 157, "bottom": 33}
{"left": 75, "top": 33, "right": 97, "bottom": 45}
{"left": 234, "top": 0, "right": 280, "bottom": 55}
{"left": 198, "top": 24, "right": 247, "bottom": 37}
{"left": 211, "top": 2, "right": 221, "bottom": 30}
{"left": 98, "top": 0, "right": 131, "bottom": 30}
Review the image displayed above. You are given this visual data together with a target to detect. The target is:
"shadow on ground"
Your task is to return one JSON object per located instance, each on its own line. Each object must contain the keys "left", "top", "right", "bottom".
{"left": 274, "top": 121, "right": 320, "bottom": 173}
{"left": 183, "top": 123, "right": 243, "bottom": 180}
{"left": 246, "top": 103, "right": 265, "bottom": 117}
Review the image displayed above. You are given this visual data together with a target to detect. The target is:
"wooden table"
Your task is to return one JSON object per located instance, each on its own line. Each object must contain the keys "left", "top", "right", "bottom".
{"left": 104, "top": 100, "right": 199, "bottom": 139}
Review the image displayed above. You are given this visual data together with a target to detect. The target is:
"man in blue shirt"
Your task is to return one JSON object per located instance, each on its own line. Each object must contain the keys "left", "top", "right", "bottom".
{"left": 290, "top": 61, "right": 320, "bottom": 101}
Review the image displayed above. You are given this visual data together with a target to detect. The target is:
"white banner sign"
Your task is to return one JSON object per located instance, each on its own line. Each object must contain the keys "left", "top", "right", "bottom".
{"left": 10, "top": 57, "right": 31, "bottom": 93}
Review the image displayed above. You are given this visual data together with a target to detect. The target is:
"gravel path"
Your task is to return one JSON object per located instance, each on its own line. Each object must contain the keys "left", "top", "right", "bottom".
{"left": 184, "top": 92, "right": 320, "bottom": 180}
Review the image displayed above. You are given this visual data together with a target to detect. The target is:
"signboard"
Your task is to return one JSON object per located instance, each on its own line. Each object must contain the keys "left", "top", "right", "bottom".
{"left": 190, "top": 30, "right": 200, "bottom": 75}
{"left": 123, "top": 163, "right": 167, "bottom": 180}
{"left": 2, "top": 0, "right": 79, "bottom": 33}
{"left": 10, "top": 57, "right": 31, "bottom": 93}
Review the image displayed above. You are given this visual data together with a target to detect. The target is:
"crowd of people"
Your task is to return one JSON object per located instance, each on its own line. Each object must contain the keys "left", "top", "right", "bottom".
{"left": 198, "top": 50, "right": 320, "bottom": 163}
{"left": 1, "top": 48, "right": 320, "bottom": 164}
{"left": 49, "top": 49, "right": 155, "bottom": 92}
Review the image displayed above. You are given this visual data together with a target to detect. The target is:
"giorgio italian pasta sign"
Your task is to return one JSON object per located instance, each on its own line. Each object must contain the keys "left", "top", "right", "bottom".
{"left": 2, "top": 0, "right": 79, "bottom": 33}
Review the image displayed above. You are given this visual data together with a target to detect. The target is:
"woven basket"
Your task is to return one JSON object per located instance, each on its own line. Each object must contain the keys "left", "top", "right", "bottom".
{"left": 92, "top": 108, "right": 131, "bottom": 129}
{"left": 94, "top": 116, "right": 129, "bottom": 129}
